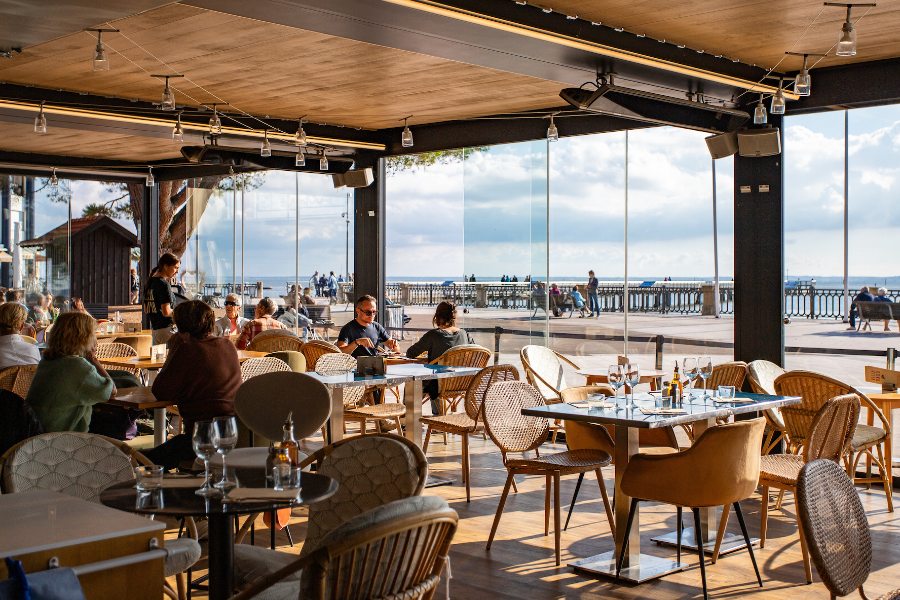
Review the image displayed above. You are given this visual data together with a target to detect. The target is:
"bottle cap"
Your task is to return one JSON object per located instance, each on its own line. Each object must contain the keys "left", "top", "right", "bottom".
{"left": 285, "top": 411, "right": 293, "bottom": 426}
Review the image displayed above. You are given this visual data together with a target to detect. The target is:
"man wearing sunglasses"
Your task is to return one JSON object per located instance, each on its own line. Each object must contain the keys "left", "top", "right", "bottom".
{"left": 336, "top": 295, "right": 399, "bottom": 357}
{"left": 214, "top": 293, "right": 249, "bottom": 337}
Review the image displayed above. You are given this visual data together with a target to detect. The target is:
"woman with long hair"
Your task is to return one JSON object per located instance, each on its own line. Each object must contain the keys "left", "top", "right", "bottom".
{"left": 143, "top": 252, "right": 180, "bottom": 344}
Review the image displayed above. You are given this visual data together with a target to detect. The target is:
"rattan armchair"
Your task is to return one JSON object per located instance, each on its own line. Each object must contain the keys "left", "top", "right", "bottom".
{"left": 483, "top": 380, "right": 613, "bottom": 565}
{"left": 759, "top": 394, "right": 860, "bottom": 583}
{"left": 427, "top": 345, "right": 491, "bottom": 415}
{"left": 797, "top": 459, "right": 900, "bottom": 600}
{"left": 420, "top": 365, "right": 519, "bottom": 502}
{"left": 0, "top": 364, "right": 38, "bottom": 399}
{"left": 240, "top": 356, "right": 292, "bottom": 382}
{"left": 520, "top": 345, "right": 579, "bottom": 442}
{"left": 94, "top": 341, "right": 141, "bottom": 377}
{"left": 747, "top": 359, "right": 789, "bottom": 454}
{"left": 300, "top": 339, "right": 341, "bottom": 370}
{"left": 775, "top": 370, "right": 893, "bottom": 512}
{"left": 700, "top": 361, "right": 749, "bottom": 389}
{"left": 247, "top": 331, "right": 303, "bottom": 353}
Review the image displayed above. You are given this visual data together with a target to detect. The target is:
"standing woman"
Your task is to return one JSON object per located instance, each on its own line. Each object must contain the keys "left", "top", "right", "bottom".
{"left": 143, "top": 253, "right": 180, "bottom": 344}
{"left": 129, "top": 268, "right": 140, "bottom": 305}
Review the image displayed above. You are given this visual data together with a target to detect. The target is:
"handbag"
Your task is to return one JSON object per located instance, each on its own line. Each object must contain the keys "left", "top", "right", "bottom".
{"left": 0, "top": 558, "right": 87, "bottom": 600}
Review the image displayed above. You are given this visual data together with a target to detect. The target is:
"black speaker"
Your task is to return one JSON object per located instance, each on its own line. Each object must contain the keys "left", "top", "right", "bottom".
{"left": 705, "top": 131, "right": 739, "bottom": 159}
{"left": 737, "top": 129, "right": 781, "bottom": 157}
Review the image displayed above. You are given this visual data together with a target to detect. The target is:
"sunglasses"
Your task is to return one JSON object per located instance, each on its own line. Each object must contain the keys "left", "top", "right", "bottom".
{"left": 358, "top": 309, "right": 377, "bottom": 316}
{"left": 224, "top": 301, "right": 238, "bottom": 307}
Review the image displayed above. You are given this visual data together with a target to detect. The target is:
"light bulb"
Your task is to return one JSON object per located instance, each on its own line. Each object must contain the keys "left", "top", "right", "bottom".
{"left": 836, "top": 21, "right": 857, "bottom": 56}
{"left": 754, "top": 97, "right": 767, "bottom": 125}
{"left": 320, "top": 154, "right": 328, "bottom": 170}
{"left": 161, "top": 85, "right": 175, "bottom": 111}
{"left": 296, "top": 150, "right": 305, "bottom": 166}
{"left": 770, "top": 81, "right": 786, "bottom": 115}
{"left": 50, "top": 169, "right": 58, "bottom": 188}
{"left": 34, "top": 105, "right": 47, "bottom": 134}
{"left": 260, "top": 131, "right": 271, "bottom": 157}
{"left": 172, "top": 114, "right": 184, "bottom": 142}
{"left": 146, "top": 168, "right": 154, "bottom": 187}
{"left": 93, "top": 42, "right": 109, "bottom": 71}
{"left": 547, "top": 115, "right": 559, "bottom": 142}
{"left": 295, "top": 121, "right": 307, "bottom": 146}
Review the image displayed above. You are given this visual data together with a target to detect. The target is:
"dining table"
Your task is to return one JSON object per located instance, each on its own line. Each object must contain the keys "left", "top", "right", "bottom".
{"left": 521, "top": 390, "right": 801, "bottom": 583}
{"left": 99, "top": 469, "right": 338, "bottom": 600}
{"left": 107, "top": 386, "right": 174, "bottom": 447}
{"left": 101, "top": 349, "right": 268, "bottom": 371}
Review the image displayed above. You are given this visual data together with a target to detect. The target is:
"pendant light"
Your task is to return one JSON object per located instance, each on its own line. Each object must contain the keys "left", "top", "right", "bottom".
{"left": 172, "top": 111, "right": 184, "bottom": 142}
{"left": 34, "top": 102, "right": 47, "bottom": 134}
{"left": 203, "top": 103, "right": 225, "bottom": 135}
{"left": 754, "top": 94, "right": 767, "bottom": 124}
{"left": 86, "top": 29, "right": 117, "bottom": 71}
{"left": 294, "top": 117, "right": 307, "bottom": 147}
{"left": 152, "top": 74, "right": 184, "bottom": 111}
{"left": 146, "top": 167, "right": 154, "bottom": 187}
{"left": 260, "top": 130, "right": 272, "bottom": 157}
{"left": 547, "top": 114, "right": 559, "bottom": 142}
{"left": 770, "top": 78, "right": 786, "bottom": 115}
{"left": 49, "top": 169, "right": 58, "bottom": 189}
{"left": 320, "top": 151, "right": 328, "bottom": 171}
{"left": 296, "top": 149, "right": 305, "bottom": 166}
{"left": 400, "top": 116, "right": 413, "bottom": 148}
{"left": 795, "top": 54, "right": 812, "bottom": 96}
{"left": 826, "top": 3, "right": 869, "bottom": 57}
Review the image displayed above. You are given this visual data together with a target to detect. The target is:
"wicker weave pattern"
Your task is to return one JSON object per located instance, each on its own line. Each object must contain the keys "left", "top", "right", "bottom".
{"left": 748, "top": 360, "right": 784, "bottom": 396}
{"left": 344, "top": 403, "right": 405, "bottom": 419}
{"left": 431, "top": 345, "right": 491, "bottom": 413}
{"left": 240, "top": 357, "right": 292, "bottom": 382}
{"left": 483, "top": 381, "right": 549, "bottom": 453}
{"left": 314, "top": 354, "right": 365, "bottom": 406}
{"left": 505, "top": 449, "right": 612, "bottom": 474}
{"left": 560, "top": 385, "right": 615, "bottom": 403}
{"left": 0, "top": 365, "right": 38, "bottom": 399}
{"left": 520, "top": 345, "right": 578, "bottom": 402}
{"left": 248, "top": 332, "right": 303, "bottom": 353}
{"left": 699, "top": 361, "right": 748, "bottom": 390}
{"left": 95, "top": 342, "right": 140, "bottom": 376}
{"left": 462, "top": 365, "right": 519, "bottom": 422}
{"left": 419, "top": 412, "right": 476, "bottom": 433}
{"left": 300, "top": 340, "right": 341, "bottom": 371}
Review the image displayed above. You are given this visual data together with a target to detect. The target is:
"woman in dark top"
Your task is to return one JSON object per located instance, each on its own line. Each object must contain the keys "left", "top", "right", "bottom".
{"left": 406, "top": 301, "right": 474, "bottom": 415}
{"left": 143, "top": 300, "right": 241, "bottom": 470}
{"left": 143, "top": 252, "right": 180, "bottom": 345}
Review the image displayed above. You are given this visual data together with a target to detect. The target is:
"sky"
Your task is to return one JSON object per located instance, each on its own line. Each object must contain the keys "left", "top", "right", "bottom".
{"left": 27, "top": 102, "right": 900, "bottom": 285}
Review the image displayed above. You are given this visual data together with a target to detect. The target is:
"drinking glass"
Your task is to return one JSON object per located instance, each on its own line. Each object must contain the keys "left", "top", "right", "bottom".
{"left": 213, "top": 416, "right": 238, "bottom": 491}
{"left": 624, "top": 363, "right": 640, "bottom": 406}
{"left": 698, "top": 357, "right": 713, "bottom": 400}
{"left": 193, "top": 420, "right": 219, "bottom": 497}
{"left": 607, "top": 365, "right": 625, "bottom": 408}
{"left": 683, "top": 358, "right": 698, "bottom": 399}
{"left": 135, "top": 465, "right": 164, "bottom": 491}
{"left": 717, "top": 385, "right": 736, "bottom": 400}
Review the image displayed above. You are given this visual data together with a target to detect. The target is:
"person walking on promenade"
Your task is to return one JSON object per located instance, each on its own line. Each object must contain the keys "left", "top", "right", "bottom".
{"left": 318, "top": 273, "right": 327, "bottom": 297}
{"left": 328, "top": 271, "right": 338, "bottom": 305}
{"left": 310, "top": 271, "right": 319, "bottom": 296}
{"left": 849, "top": 286, "right": 874, "bottom": 330}
{"left": 587, "top": 270, "right": 599, "bottom": 317}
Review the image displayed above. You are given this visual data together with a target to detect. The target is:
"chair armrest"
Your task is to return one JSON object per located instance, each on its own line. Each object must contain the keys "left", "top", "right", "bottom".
{"left": 554, "top": 350, "right": 581, "bottom": 371}
{"left": 226, "top": 550, "right": 319, "bottom": 600}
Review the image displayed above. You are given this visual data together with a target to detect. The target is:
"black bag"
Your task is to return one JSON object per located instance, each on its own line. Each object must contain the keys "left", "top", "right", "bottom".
{"left": 0, "top": 390, "right": 44, "bottom": 456}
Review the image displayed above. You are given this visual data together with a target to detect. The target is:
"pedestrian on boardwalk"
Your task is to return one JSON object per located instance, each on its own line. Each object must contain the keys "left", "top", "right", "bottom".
{"left": 587, "top": 270, "right": 599, "bottom": 317}
{"left": 310, "top": 271, "right": 319, "bottom": 296}
{"left": 318, "top": 274, "right": 327, "bottom": 297}
{"left": 328, "top": 271, "right": 338, "bottom": 305}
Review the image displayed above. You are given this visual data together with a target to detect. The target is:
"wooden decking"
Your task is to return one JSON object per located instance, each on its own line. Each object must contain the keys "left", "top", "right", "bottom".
{"left": 168, "top": 430, "right": 899, "bottom": 599}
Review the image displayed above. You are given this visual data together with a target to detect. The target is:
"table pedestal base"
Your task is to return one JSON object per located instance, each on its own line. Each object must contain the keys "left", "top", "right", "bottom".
{"left": 570, "top": 551, "right": 684, "bottom": 583}
{"left": 425, "top": 475, "right": 455, "bottom": 488}
{"left": 651, "top": 528, "right": 758, "bottom": 556}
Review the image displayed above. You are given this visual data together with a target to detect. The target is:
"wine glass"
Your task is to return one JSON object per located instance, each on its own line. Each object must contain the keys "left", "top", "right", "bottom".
{"left": 607, "top": 365, "right": 625, "bottom": 408}
{"left": 698, "top": 357, "right": 713, "bottom": 400}
{"left": 624, "top": 363, "right": 640, "bottom": 406}
{"left": 213, "top": 416, "right": 238, "bottom": 491}
{"left": 193, "top": 421, "right": 219, "bottom": 497}
{"left": 683, "top": 358, "right": 698, "bottom": 401}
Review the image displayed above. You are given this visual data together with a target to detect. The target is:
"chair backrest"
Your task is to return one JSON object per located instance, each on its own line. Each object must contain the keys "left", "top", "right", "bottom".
{"left": 702, "top": 361, "right": 748, "bottom": 390}
{"left": 482, "top": 380, "right": 549, "bottom": 453}
{"left": 0, "top": 389, "right": 44, "bottom": 456}
{"left": 18, "top": 335, "right": 38, "bottom": 344}
{"left": 94, "top": 342, "right": 140, "bottom": 376}
{"left": 432, "top": 345, "right": 491, "bottom": 397}
{"left": 114, "top": 335, "right": 152, "bottom": 357}
{"left": 0, "top": 364, "right": 39, "bottom": 399}
{"left": 747, "top": 359, "right": 784, "bottom": 395}
{"left": 796, "top": 459, "right": 872, "bottom": 599}
{"left": 266, "top": 351, "right": 307, "bottom": 372}
{"left": 520, "top": 345, "right": 574, "bottom": 401}
{"left": 315, "top": 352, "right": 356, "bottom": 375}
{"left": 240, "top": 357, "right": 292, "bottom": 382}
{"left": 462, "top": 365, "right": 519, "bottom": 423}
{"left": 248, "top": 330, "right": 303, "bottom": 353}
{"left": 804, "top": 394, "right": 860, "bottom": 463}
{"left": 0, "top": 432, "right": 149, "bottom": 501}
{"left": 235, "top": 371, "right": 331, "bottom": 441}
{"left": 297, "top": 434, "right": 428, "bottom": 557}
{"left": 297, "top": 496, "right": 458, "bottom": 600}
{"left": 560, "top": 384, "right": 615, "bottom": 403}
{"left": 301, "top": 340, "right": 341, "bottom": 371}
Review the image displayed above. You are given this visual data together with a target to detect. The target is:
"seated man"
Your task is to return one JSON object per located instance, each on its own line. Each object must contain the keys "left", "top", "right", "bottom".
{"left": 277, "top": 305, "right": 312, "bottom": 341}
{"left": 849, "top": 286, "right": 875, "bottom": 330}
{"left": 214, "top": 293, "right": 249, "bottom": 337}
{"left": 336, "top": 295, "right": 399, "bottom": 357}
{"left": 236, "top": 297, "right": 286, "bottom": 349}
{"left": 874, "top": 287, "right": 894, "bottom": 331}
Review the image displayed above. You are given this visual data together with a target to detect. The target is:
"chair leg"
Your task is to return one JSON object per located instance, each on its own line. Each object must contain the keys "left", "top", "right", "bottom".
{"left": 163, "top": 581, "right": 178, "bottom": 600}
{"left": 595, "top": 469, "right": 615, "bottom": 537}
{"left": 564, "top": 472, "right": 584, "bottom": 531}
{"left": 795, "top": 508, "right": 813, "bottom": 584}
{"left": 692, "top": 507, "right": 709, "bottom": 600}
{"left": 487, "top": 471, "right": 515, "bottom": 551}
{"left": 876, "top": 443, "right": 894, "bottom": 512}
{"left": 676, "top": 507, "right": 683, "bottom": 564}
{"left": 760, "top": 485, "right": 769, "bottom": 549}
{"left": 775, "top": 489, "right": 786, "bottom": 510}
{"left": 615, "top": 498, "right": 639, "bottom": 579}
{"left": 553, "top": 471, "right": 561, "bottom": 566}
{"left": 711, "top": 504, "right": 730, "bottom": 564}
{"left": 733, "top": 502, "right": 762, "bottom": 587}
{"left": 544, "top": 474, "right": 551, "bottom": 536}
{"left": 285, "top": 523, "right": 294, "bottom": 547}
{"left": 423, "top": 426, "right": 433, "bottom": 453}
{"left": 176, "top": 572, "right": 187, "bottom": 600}
{"left": 270, "top": 510, "right": 276, "bottom": 549}
{"left": 462, "top": 432, "right": 471, "bottom": 503}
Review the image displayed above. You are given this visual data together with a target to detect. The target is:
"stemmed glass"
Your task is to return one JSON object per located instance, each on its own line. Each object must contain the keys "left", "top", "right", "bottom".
{"left": 193, "top": 421, "right": 219, "bottom": 497}
{"left": 698, "top": 357, "right": 713, "bottom": 400}
{"left": 608, "top": 365, "right": 625, "bottom": 408}
{"left": 683, "top": 358, "right": 698, "bottom": 401}
{"left": 213, "top": 416, "right": 238, "bottom": 491}
{"left": 624, "top": 363, "right": 640, "bottom": 407}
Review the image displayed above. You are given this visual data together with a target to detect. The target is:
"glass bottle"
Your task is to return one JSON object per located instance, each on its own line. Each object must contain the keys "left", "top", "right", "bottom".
{"left": 280, "top": 412, "right": 300, "bottom": 466}
{"left": 265, "top": 442, "right": 278, "bottom": 486}
{"left": 271, "top": 447, "right": 291, "bottom": 490}
{"left": 671, "top": 363, "right": 683, "bottom": 403}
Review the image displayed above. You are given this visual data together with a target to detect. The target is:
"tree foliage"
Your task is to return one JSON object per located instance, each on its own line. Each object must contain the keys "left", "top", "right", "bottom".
{"left": 385, "top": 148, "right": 487, "bottom": 176}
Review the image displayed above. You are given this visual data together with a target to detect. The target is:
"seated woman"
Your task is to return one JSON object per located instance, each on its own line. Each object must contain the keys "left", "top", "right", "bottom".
{"left": 144, "top": 300, "right": 241, "bottom": 470}
{"left": 26, "top": 312, "right": 116, "bottom": 432}
{"left": 405, "top": 301, "right": 474, "bottom": 415}
{"left": 570, "top": 285, "right": 587, "bottom": 317}
{"left": 0, "top": 303, "right": 41, "bottom": 370}
{"left": 26, "top": 292, "right": 49, "bottom": 326}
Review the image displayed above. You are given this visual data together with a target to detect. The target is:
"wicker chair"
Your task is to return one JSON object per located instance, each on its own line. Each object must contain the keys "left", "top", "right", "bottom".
{"left": 748, "top": 359, "right": 789, "bottom": 454}
{"left": 699, "top": 361, "right": 749, "bottom": 390}
{"left": 796, "top": 459, "right": 900, "bottom": 600}
{"left": 759, "top": 394, "right": 860, "bottom": 583}
{"left": 775, "top": 370, "right": 893, "bottom": 512}
{"left": 115, "top": 334, "right": 152, "bottom": 357}
{"left": 248, "top": 331, "right": 303, "bottom": 353}
{"left": 232, "top": 434, "right": 428, "bottom": 598}
{"left": 228, "top": 496, "right": 457, "bottom": 600}
{"left": 95, "top": 341, "right": 141, "bottom": 377}
{"left": 420, "top": 365, "right": 519, "bottom": 502}
{"left": 520, "top": 345, "right": 578, "bottom": 442}
{"left": 314, "top": 354, "right": 406, "bottom": 435}
{"left": 300, "top": 340, "right": 341, "bottom": 370}
{"left": 240, "top": 357, "right": 292, "bottom": 382}
{"left": 0, "top": 432, "right": 201, "bottom": 600}
{"left": 18, "top": 334, "right": 38, "bottom": 344}
{"left": 0, "top": 364, "right": 38, "bottom": 399}
{"left": 483, "top": 380, "right": 613, "bottom": 565}
{"left": 427, "top": 345, "right": 491, "bottom": 415}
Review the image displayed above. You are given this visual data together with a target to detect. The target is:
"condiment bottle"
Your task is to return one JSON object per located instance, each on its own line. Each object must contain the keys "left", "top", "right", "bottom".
{"left": 671, "top": 363, "right": 683, "bottom": 403}
{"left": 280, "top": 411, "right": 300, "bottom": 466}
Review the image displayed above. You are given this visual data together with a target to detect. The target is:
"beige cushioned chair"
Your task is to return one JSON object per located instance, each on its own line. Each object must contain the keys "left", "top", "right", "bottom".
{"left": 747, "top": 359, "right": 788, "bottom": 454}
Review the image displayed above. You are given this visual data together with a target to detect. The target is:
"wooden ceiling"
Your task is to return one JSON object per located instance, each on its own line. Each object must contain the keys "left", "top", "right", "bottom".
{"left": 545, "top": 0, "right": 900, "bottom": 73}
{"left": 0, "top": 3, "right": 566, "bottom": 131}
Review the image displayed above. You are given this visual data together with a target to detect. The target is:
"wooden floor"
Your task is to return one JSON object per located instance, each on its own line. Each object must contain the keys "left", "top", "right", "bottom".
{"left": 169, "top": 430, "right": 899, "bottom": 599}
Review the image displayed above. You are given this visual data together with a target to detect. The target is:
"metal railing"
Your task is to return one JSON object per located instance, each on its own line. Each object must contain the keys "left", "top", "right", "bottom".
{"left": 784, "top": 288, "right": 900, "bottom": 319}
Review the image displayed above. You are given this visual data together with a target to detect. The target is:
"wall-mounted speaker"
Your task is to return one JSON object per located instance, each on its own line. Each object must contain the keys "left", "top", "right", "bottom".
{"left": 705, "top": 131, "right": 739, "bottom": 159}
{"left": 737, "top": 128, "right": 781, "bottom": 157}
{"left": 332, "top": 168, "right": 374, "bottom": 188}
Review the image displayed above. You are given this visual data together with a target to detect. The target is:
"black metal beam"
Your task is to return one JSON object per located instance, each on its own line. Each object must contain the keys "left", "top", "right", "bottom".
{"left": 785, "top": 57, "right": 900, "bottom": 115}
{"left": 139, "top": 183, "right": 158, "bottom": 330}
{"left": 353, "top": 152, "right": 386, "bottom": 322}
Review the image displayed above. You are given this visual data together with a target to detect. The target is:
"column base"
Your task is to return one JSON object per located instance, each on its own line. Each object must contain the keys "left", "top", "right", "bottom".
{"left": 651, "top": 528, "right": 758, "bottom": 556}
{"left": 570, "top": 551, "right": 684, "bottom": 584}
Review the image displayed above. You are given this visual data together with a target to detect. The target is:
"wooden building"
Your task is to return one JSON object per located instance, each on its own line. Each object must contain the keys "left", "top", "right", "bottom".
{"left": 20, "top": 216, "right": 138, "bottom": 306}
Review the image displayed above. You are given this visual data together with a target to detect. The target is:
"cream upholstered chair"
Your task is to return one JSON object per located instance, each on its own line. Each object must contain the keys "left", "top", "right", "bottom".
{"left": 775, "top": 370, "right": 893, "bottom": 512}
{"left": 265, "top": 351, "right": 306, "bottom": 372}
{"left": 759, "top": 394, "right": 860, "bottom": 584}
{"left": 18, "top": 334, "right": 38, "bottom": 344}
{"left": 240, "top": 357, "right": 292, "bottom": 382}
{"left": 420, "top": 365, "right": 519, "bottom": 502}
{"left": 227, "top": 496, "right": 457, "bottom": 600}
{"left": 483, "top": 380, "right": 613, "bottom": 565}
{"left": 427, "top": 345, "right": 491, "bottom": 415}
{"left": 248, "top": 331, "right": 303, "bottom": 353}
{"left": 0, "top": 364, "right": 38, "bottom": 399}
{"left": 747, "top": 359, "right": 789, "bottom": 454}
{"left": 0, "top": 433, "right": 201, "bottom": 600}
{"left": 300, "top": 340, "right": 341, "bottom": 371}
{"left": 520, "top": 345, "right": 578, "bottom": 442}
{"left": 232, "top": 434, "right": 428, "bottom": 600}
{"left": 616, "top": 419, "right": 767, "bottom": 600}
